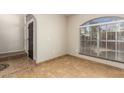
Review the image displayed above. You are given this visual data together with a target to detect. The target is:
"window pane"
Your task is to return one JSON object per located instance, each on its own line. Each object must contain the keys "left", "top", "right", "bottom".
{"left": 107, "top": 24, "right": 117, "bottom": 40}
{"left": 107, "top": 51, "right": 116, "bottom": 60}
{"left": 118, "top": 23, "right": 124, "bottom": 41}
{"left": 90, "top": 41, "right": 97, "bottom": 56}
{"left": 106, "top": 42, "right": 116, "bottom": 60}
{"left": 120, "top": 22, "right": 124, "bottom": 30}
{"left": 117, "top": 42, "right": 124, "bottom": 52}
{"left": 100, "top": 25, "right": 107, "bottom": 40}
{"left": 99, "top": 41, "right": 106, "bottom": 58}
{"left": 91, "top": 26, "right": 98, "bottom": 40}
{"left": 85, "top": 41, "right": 90, "bottom": 55}
{"left": 80, "top": 41, "right": 90, "bottom": 55}
{"left": 117, "top": 52, "right": 124, "bottom": 62}
{"left": 80, "top": 41, "right": 86, "bottom": 54}
{"left": 117, "top": 42, "right": 124, "bottom": 62}
{"left": 80, "top": 41, "right": 84, "bottom": 53}
{"left": 117, "top": 31, "right": 124, "bottom": 41}
{"left": 80, "top": 27, "right": 86, "bottom": 41}
{"left": 107, "top": 42, "right": 115, "bottom": 50}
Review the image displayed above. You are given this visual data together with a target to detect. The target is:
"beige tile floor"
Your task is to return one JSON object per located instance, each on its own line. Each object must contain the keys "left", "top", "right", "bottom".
{"left": 0, "top": 57, "right": 35, "bottom": 77}
{"left": 1, "top": 55, "right": 124, "bottom": 78}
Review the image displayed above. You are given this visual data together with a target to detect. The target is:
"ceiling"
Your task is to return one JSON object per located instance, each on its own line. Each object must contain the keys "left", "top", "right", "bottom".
{"left": 63, "top": 14, "right": 75, "bottom": 16}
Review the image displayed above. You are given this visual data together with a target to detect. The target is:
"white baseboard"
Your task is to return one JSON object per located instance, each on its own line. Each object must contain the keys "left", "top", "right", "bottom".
{"left": 0, "top": 50, "right": 25, "bottom": 54}
{"left": 68, "top": 53, "right": 124, "bottom": 69}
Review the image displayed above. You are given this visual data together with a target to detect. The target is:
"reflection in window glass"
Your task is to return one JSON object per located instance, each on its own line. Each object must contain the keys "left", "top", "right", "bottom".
{"left": 91, "top": 26, "right": 98, "bottom": 40}
{"left": 118, "top": 23, "right": 124, "bottom": 41}
{"left": 117, "top": 42, "right": 124, "bottom": 51}
{"left": 107, "top": 42, "right": 116, "bottom": 50}
{"left": 100, "top": 25, "right": 107, "bottom": 40}
{"left": 107, "top": 51, "right": 116, "bottom": 60}
{"left": 107, "top": 24, "right": 117, "bottom": 40}
{"left": 90, "top": 41, "right": 97, "bottom": 56}
{"left": 99, "top": 41, "right": 106, "bottom": 58}
{"left": 80, "top": 16, "right": 124, "bottom": 63}
{"left": 120, "top": 22, "right": 124, "bottom": 30}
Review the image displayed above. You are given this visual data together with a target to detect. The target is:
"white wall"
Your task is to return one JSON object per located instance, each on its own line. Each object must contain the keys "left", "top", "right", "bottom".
{"left": 34, "top": 14, "right": 67, "bottom": 63}
{"left": 67, "top": 14, "right": 124, "bottom": 69}
{"left": 0, "top": 14, "right": 24, "bottom": 54}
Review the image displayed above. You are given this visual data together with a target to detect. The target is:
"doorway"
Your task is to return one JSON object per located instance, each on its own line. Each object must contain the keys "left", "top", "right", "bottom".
{"left": 25, "top": 14, "right": 37, "bottom": 61}
{"left": 28, "top": 22, "right": 33, "bottom": 59}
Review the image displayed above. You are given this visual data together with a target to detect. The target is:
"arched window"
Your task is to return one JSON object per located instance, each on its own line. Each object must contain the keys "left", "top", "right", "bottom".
{"left": 80, "top": 16, "right": 124, "bottom": 63}
{"left": 81, "top": 16, "right": 123, "bottom": 26}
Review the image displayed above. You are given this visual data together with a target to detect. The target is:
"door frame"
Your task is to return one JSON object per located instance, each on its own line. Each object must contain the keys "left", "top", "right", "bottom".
{"left": 25, "top": 18, "right": 37, "bottom": 60}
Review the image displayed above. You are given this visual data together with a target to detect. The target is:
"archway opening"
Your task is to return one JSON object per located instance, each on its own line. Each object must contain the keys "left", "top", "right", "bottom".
{"left": 25, "top": 14, "right": 37, "bottom": 60}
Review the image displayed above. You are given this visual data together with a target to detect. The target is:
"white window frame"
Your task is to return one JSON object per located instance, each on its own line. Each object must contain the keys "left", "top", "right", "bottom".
{"left": 80, "top": 19, "right": 124, "bottom": 63}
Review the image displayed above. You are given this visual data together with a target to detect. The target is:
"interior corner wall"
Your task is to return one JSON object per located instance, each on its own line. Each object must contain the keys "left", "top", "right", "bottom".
{"left": 67, "top": 14, "right": 124, "bottom": 69}
{"left": 35, "top": 14, "right": 67, "bottom": 63}
{"left": 0, "top": 14, "right": 24, "bottom": 54}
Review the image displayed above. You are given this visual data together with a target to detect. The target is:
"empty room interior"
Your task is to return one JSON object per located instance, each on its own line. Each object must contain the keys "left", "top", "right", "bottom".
{"left": 1, "top": 14, "right": 124, "bottom": 78}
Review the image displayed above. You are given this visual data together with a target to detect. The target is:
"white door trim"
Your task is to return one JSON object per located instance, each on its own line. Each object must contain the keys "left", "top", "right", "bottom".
{"left": 25, "top": 18, "right": 37, "bottom": 60}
